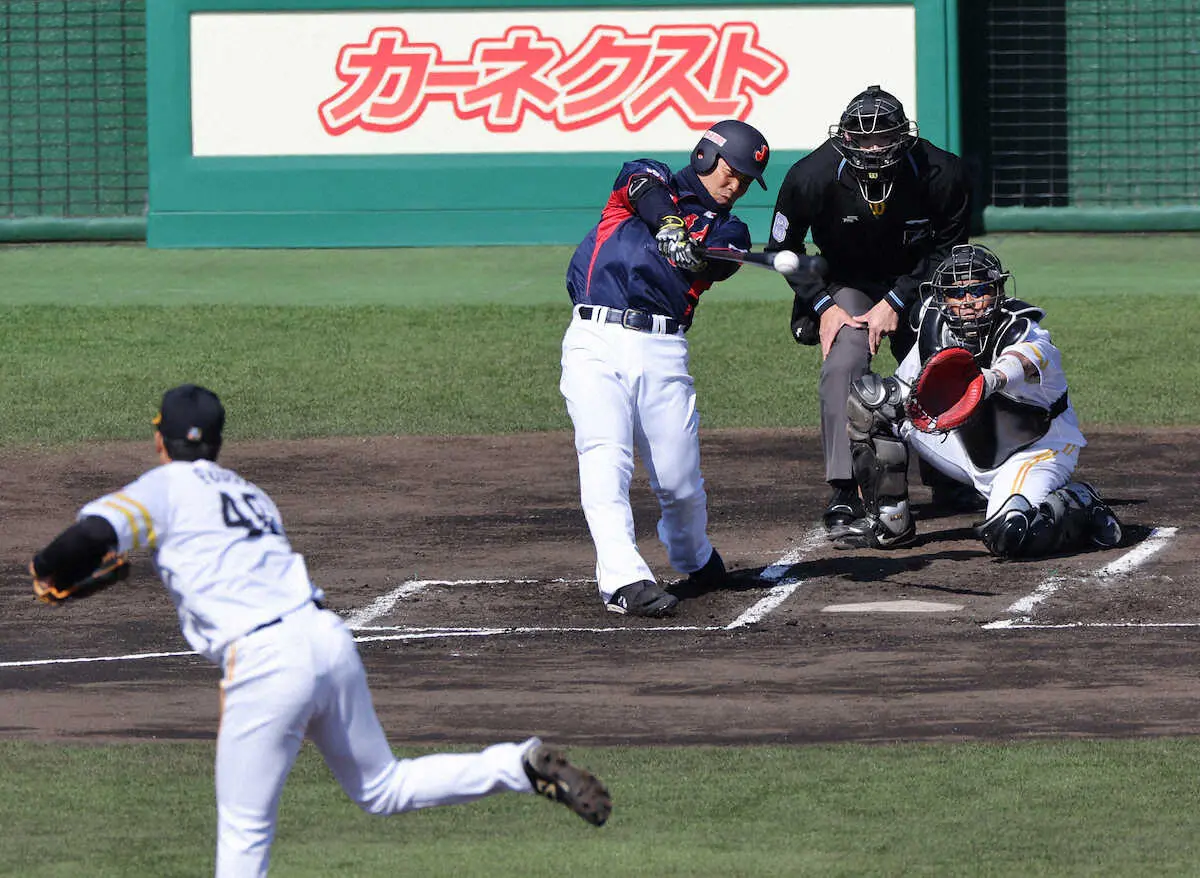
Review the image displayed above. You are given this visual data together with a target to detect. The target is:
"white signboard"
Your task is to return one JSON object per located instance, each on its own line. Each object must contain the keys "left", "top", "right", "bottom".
{"left": 190, "top": 8, "right": 916, "bottom": 157}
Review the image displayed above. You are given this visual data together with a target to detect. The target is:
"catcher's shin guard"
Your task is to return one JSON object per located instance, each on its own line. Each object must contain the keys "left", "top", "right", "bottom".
{"left": 523, "top": 744, "right": 612, "bottom": 827}
{"left": 1043, "top": 482, "right": 1122, "bottom": 550}
{"left": 847, "top": 373, "right": 911, "bottom": 509}
{"left": 978, "top": 483, "right": 1122, "bottom": 559}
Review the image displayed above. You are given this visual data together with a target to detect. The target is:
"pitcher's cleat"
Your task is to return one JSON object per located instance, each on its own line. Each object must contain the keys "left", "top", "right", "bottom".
{"left": 523, "top": 744, "right": 612, "bottom": 827}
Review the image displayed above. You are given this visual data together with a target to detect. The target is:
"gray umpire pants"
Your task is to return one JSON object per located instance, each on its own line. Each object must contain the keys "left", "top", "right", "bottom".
{"left": 818, "top": 285, "right": 913, "bottom": 484}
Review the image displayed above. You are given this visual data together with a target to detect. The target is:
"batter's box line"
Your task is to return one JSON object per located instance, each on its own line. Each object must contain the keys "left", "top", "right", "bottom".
{"left": 346, "top": 530, "right": 826, "bottom": 634}
{"left": 983, "top": 526, "right": 1179, "bottom": 630}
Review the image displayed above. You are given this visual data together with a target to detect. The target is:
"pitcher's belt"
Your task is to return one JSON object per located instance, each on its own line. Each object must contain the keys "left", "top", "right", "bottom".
{"left": 248, "top": 599, "right": 325, "bottom": 636}
{"left": 575, "top": 305, "right": 685, "bottom": 335}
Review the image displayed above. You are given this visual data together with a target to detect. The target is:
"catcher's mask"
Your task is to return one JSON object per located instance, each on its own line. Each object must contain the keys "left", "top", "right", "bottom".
{"left": 922, "top": 244, "right": 1012, "bottom": 355}
{"left": 829, "top": 85, "right": 918, "bottom": 206}
{"left": 690, "top": 119, "right": 770, "bottom": 191}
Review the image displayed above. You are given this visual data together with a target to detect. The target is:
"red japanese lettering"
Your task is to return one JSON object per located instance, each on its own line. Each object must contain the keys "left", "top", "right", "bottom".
{"left": 320, "top": 23, "right": 788, "bottom": 136}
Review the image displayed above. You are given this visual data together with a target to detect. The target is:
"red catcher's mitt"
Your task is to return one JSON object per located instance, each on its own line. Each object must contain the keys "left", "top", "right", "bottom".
{"left": 905, "top": 346, "right": 984, "bottom": 433}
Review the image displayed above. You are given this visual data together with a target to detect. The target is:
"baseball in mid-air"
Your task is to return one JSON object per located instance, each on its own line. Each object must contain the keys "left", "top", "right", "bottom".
{"left": 772, "top": 250, "right": 802, "bottom": 275}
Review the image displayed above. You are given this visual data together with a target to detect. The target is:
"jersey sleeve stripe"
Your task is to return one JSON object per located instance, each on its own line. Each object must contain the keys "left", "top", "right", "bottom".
{"left": 114, "top": 492, "right": 159, "bottom": 549}
{"left": 1017, "top": 341, "right": 1049, "bottom": 370}
{"left": 101, "top": 499, "right": 143, "bottom": 550}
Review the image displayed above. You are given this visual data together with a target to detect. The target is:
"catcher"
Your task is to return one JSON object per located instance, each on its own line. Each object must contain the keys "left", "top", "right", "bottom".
{"left": 828, "top": 243, "right": 1123, "bottom": 557}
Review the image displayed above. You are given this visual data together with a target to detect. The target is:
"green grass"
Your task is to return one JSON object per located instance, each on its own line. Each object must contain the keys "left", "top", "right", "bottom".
{"left": 0, "top": 293, "right": 1194, "bottom": 447}
{"left": 4, "top": 233, "right": 1200, "bottom": 307}
{"left": 3, "top": 740, "right": 1200, "bottom": 877}
{"left": 2, "top": 232, "right": 1199, "bottom": 447}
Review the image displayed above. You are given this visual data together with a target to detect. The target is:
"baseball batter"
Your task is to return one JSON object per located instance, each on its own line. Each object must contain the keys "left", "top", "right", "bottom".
{"left": 829, "top": 245, "right": 1123, "bottom": 556}
{"left": 29, "top": 385, "right": 611, "bottom": 876}
{"left": 560, "top": 119, "right": 771, "bottom": 617}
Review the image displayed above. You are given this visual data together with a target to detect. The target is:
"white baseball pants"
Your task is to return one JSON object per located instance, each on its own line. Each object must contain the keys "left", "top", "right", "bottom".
{"left": 560, "top": 308, "right": 714, "bottom": 600}
{"left": 216, "top": 601, "right": 535, "bottom": 877}
{"left": 901, "top": 423, "right": 1081, "bottom": 517}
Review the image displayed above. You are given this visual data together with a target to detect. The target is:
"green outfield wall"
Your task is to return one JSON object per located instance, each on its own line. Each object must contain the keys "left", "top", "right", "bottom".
{"left": 4, "top": 0, "right": 1198, "bottom": 243}
{"left": 143, "top": 0, "right": 955, "bottom": 248}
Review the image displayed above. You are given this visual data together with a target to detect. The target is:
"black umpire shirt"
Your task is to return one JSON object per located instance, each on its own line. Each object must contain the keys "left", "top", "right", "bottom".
{"left": 766, "top": 138, "right": 970, "bottom": 318}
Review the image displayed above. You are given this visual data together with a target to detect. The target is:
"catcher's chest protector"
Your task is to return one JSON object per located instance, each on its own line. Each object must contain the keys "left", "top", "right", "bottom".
{"left": 915, "top": 301, "right": 1065, "bottom": 470}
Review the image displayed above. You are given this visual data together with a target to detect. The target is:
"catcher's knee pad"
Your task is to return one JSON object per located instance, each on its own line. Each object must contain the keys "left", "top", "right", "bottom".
{"left": 976, "top": 494, "right": 1039, "bottom": 558}
{"left": 847, "top": 373, "right": 907, "bottom": 441}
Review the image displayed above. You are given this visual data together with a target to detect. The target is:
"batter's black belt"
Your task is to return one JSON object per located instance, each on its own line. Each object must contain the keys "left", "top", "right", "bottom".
{"left": 575, "top": 305, "right": 686, "bottom": 335}
{"left": 248, "top": 599, "right": 325, "bottom": 636}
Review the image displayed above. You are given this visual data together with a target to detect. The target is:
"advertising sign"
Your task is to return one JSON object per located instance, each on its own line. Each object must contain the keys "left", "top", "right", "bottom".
{"left": 191, "top": 9, "right": 916, "bottom": 157}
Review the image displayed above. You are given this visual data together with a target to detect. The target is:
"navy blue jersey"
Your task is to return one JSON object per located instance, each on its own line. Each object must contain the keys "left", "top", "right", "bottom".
{"left": 566, "top": 160, "right": 752, "bottom": 328}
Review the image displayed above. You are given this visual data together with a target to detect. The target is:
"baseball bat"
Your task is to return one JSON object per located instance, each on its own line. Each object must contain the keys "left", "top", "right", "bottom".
{"left": 699, "top": 247, "right": 828, "bottom": 279}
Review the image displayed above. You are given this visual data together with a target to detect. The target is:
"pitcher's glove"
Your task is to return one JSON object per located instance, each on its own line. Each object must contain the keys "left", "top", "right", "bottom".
{"left": 905, "top": 346, "right": 985, "bottom": 433}
{"left": 32, "top": 551, "right": 130, "bottom": 605}
{"left": 654, "top": 215, "right": 706, "bottom": 271}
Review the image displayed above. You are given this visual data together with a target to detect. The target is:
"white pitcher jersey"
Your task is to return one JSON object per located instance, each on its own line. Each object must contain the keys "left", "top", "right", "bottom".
{"left": 80, "top": 460, "right": 325, "bottom": 663}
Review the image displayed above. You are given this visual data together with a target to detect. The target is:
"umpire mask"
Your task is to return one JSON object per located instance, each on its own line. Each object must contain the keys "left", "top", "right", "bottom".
{"left": 830, "top": 85, "right": 918, "bottom": 205}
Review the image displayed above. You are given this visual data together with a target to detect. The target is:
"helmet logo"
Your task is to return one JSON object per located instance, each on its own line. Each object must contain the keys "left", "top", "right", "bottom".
{"left": 701, "top": 130, "right": 728, "bottom": 147}
{"left": 754, "top": 144, "right": 768, "bottom": 162}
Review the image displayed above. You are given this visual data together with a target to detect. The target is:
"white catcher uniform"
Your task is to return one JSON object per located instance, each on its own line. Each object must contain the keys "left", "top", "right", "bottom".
{"left": 896, "top": 296, "right": 1085, "bottom": 517}
{"left": 82, "top": 460, "right": 539, "bottom": 877}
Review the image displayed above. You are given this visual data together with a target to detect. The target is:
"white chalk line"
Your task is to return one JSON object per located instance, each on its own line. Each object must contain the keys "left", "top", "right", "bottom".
{"left": 983, "top": 526, "right": 1179, "bottom": 630}
{"left": 1, "top": 537, "right": 821, "bottom": 669}
{"left": 354, "top": 625, "right": 722, "bottom": 643}
{"left": 725, "top": 528, "right": 825, "bottom": 629}
{"left": 0, "top": 650, "right": 197, "bottom": 669}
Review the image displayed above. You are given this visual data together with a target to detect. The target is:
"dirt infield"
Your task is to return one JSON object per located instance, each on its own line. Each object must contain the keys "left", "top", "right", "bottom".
{"left": 1, "top": 428, "right": 1196, "bottom": 745}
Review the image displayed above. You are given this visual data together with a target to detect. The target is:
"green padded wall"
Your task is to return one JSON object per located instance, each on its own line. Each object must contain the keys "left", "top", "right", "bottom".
{"left": 0, "top": 0, "right": 147, "bottom": 230}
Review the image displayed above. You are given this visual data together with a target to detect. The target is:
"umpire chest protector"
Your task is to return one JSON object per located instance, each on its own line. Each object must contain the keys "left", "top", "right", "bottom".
{"left": 915, "top": 299, "right": 1069, "bottom": 470}
{"left": 800, "top": 141, "right": 955, "bottom": 291}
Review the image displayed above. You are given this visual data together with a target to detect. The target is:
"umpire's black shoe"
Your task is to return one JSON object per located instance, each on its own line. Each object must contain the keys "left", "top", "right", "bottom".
{"left": 823, "top": 485, "right": 865, "bottom": 532}
{"left": 606, "top": 580, "right": 678, "bottom": 617}
{"left": 523, "top": 743, "right": 612, "bottom": 827}
{"left": 930, "top": 482, "right": 987, "bottom": 515}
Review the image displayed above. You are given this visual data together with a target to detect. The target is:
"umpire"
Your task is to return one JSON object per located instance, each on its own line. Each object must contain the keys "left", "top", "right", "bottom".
{"left": 766, "top": 85, "right": 973, "bottom": 531}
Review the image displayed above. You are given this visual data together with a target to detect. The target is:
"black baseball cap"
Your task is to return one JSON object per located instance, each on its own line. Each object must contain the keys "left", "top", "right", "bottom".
{"left": 153, "top": 384, "right": 225, "bottom": 444}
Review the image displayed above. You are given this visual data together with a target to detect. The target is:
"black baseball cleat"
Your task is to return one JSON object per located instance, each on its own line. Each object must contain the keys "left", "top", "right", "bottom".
{"left": 686, "top": 549, "right": 726, "bottom": 589}
{"left": 523, "top": 744, "right": 612, "bottom": 827}
{"left": 606, "top": 580, "right": 678, "bottom": 617}
{"left": 668, "top": 549, "right": 727, "bottom": 599}
{"left": 823, "top": 485, "right": 865, "bottom": 532}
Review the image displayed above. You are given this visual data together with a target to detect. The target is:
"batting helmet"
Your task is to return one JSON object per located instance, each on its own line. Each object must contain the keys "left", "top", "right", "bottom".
{"left": 829, "top": 85, "right": 918, "bottom": 203}
{"left": 691, "top": 120, "right": 770, "bottom": 190}
{"left": 923, "top": 244, "right": 1012, "bottom": 354}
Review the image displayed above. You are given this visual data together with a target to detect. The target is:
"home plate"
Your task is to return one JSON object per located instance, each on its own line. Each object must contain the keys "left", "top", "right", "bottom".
{"left": 821, "top": 600, "right": 964, "bottom": 613}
